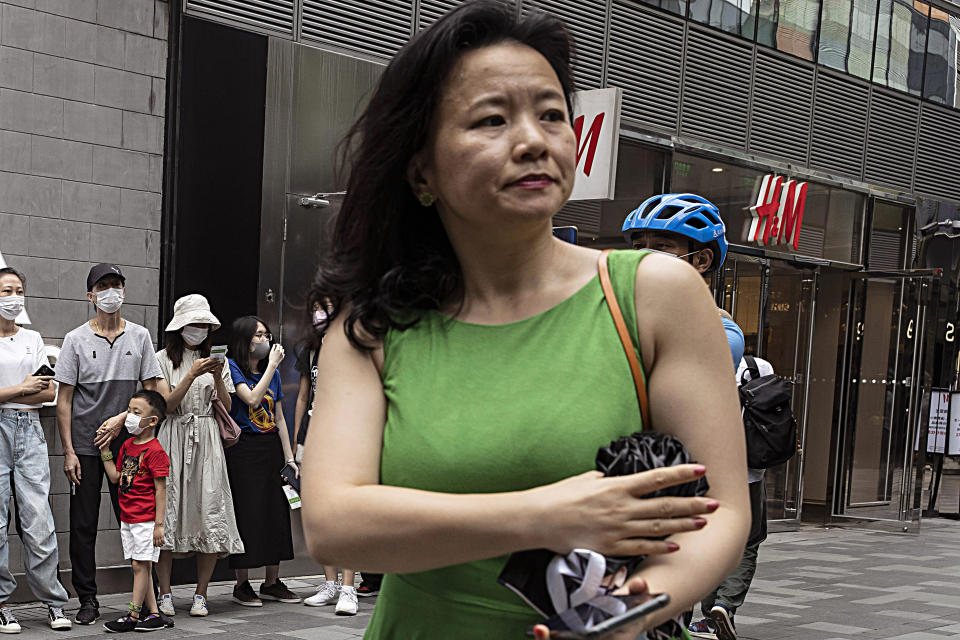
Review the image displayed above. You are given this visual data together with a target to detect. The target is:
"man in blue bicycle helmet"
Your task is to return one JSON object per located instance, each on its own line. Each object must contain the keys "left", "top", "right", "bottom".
{"left": 622, "top": 194, "right": 744, "bottom": 366}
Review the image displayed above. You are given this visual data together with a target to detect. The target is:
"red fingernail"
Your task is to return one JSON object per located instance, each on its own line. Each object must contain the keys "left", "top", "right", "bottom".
{"left": 667, "top": 542, "right": 680, "bottom": 552}
{"left": 694, "top": 517, "right": 708, "bottom": 527}
{"left": 693, "top": 465, "right": 707, "bottom": 476}
{"left": 706, "top": 500, "right": 719, "bottom": 511}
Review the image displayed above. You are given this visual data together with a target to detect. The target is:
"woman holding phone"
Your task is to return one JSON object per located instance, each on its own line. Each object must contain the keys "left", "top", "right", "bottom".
{"left": 225, "top": 316, "right": 300, "bottom": 608}
{"left": 0, "top": 267, "right": 72, "bottom": 631}
{"left": 300, "top": 3, "right": 749, "bottom": 639}
{"left": 152, "top": 295, "right": 243, "bottom": 618}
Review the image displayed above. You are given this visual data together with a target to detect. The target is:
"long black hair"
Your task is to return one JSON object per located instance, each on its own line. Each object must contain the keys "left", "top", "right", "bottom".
{"left": 310, "top": 0, "right": 576, "bottom": 351}
{"left": 229, "top": 315, "right": 273, "bottom": 378}
{"left": 163, "top": 329, "right": 212, "bottom": 370}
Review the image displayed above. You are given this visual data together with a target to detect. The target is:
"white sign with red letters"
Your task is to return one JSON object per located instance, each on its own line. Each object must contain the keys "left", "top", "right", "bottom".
{"left": 745, "top": 174, "right": 808, "bottom": 251}
{"left": 569, "top": 88, "right": 622, "bottom": 201}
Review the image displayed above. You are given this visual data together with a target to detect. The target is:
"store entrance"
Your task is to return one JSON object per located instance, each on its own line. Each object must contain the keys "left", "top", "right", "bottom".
{"left": 719, "top": 256, "right": 815, "bottom": 522}
{"left": 834, "top": 274, "right": 935, "bottom": 530}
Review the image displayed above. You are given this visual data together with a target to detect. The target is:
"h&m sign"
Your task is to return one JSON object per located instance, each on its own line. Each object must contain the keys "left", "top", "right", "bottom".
{"left": 569, "top": 87, "right": 622, "bottom": 201}
{"left": 745, "top": 174, "right": 808, "bottom": 251}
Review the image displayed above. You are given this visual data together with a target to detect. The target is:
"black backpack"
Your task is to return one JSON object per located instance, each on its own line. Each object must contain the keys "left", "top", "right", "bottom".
{"left": 739, "top": 356, "right": 798, "bottom": 469}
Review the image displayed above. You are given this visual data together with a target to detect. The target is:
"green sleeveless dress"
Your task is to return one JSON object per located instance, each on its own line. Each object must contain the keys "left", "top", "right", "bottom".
{"left": 364, "top": 250, "right": 688, "bottom": 639}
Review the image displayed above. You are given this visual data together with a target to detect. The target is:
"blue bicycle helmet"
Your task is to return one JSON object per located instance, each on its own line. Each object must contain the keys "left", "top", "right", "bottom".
{"left": 622, "top": 193, "right": 728, "bottom": 270}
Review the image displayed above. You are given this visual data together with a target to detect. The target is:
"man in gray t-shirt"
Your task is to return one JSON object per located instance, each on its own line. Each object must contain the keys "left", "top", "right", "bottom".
{"left": 54, "top": 264, "right": 162, "bottom": 625}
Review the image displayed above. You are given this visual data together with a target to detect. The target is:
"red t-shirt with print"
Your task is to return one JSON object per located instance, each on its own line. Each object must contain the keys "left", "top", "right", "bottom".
{"left": 115, "top": 437, "right": 169, "bottom": 524}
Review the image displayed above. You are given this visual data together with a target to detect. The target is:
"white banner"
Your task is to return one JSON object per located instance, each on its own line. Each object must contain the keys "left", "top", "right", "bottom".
{"left": 568, "top": 88, "right": 622, "bottom": 201}
{"left": 949, "top": 393, "right": 960, "bottom": 456}
{"left": 918, "top": 390, "right": 949, "bottom": 453}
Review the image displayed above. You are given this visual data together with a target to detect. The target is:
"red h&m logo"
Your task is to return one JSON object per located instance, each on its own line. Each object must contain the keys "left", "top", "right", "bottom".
{"left": 573, "top": 112, "right": 604, "bottom": 177}
{"left": 747, "top": 175, "right": 808, "bottom": 251}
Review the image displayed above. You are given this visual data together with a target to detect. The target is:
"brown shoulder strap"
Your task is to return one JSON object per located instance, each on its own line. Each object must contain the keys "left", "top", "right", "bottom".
{"left": 598, "top": 249, "right": 651, "bottom": 430}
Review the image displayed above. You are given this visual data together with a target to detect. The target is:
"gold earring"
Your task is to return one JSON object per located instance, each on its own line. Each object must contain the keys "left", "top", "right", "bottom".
{"left": 418, "top": 192, "right": 436, "bottom": 207}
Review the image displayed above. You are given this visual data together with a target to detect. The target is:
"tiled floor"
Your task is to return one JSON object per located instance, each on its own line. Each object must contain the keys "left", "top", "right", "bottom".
{"left": 700, "top": 518, "right": 960, "bottom": 639}
{"left": 6, "top": 520, "right": 960, "bottom": 638}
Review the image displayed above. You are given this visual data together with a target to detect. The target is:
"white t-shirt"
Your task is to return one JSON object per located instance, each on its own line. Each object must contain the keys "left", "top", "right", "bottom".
{"left": 736, "top": 356, "right": 775, "bottom": 484}
{"left": 0, "top": 327, "right": 49, "bottom": 410}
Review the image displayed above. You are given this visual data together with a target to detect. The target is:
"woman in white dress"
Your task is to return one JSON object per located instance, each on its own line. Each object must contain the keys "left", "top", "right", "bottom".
{"left": 154, "top": 295, "right": 244, "bottom": 617}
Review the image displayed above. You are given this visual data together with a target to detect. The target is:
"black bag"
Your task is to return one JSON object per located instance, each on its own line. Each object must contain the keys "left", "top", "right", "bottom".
{"left": 739, "top": 356, "right": 798, "bottom": 469}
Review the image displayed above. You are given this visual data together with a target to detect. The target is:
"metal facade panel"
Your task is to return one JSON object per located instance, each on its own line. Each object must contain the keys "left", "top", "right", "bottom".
{"left": 418, "top": 1, "right": 519, "bottom": 31}
{"left": 681, "top": 29, "right": 752, "bottom": 150}
{"left": 809, "top": 72, "right": 868, "bottom": 177}
{"left": 185, "top": 0, "right": 295, "bottom": 36}
{"left": 608, "top": 1, "right": 683, "bottom": 133}
{"left": 915, "top": 104, "right": 960, "bottom": 201}
{"left": 749, "top": 52, "right": 813, "bottom": 164}
{"left": 867, "top": 229, "right": 905, "bottom": 270}
{"left": 522, "top": 0, "right": 606, "bottom": 89}
{"left": 864, "top": 90, "right": 919, "bottom": 192}
{"left": 301, "top": 1, "right": 413, "bottom": 60}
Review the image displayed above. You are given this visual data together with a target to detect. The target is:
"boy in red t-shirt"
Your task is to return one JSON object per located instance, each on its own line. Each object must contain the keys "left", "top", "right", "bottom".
{"left": 99, "top": 390, "right": 170, "bottom": 633}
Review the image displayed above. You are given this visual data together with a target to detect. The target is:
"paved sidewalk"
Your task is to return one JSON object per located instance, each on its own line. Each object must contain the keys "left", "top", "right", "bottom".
{"left": 699, "top": 518, "right": 960, "bottom": 640}
{"left": 3, "top": 575, "right": 374, "bottom": 639}
{"left": 6, "top": 520, "right": 960, "bottom": 638}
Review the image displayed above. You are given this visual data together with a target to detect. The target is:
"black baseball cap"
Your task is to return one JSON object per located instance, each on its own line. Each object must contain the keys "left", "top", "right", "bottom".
{"left": 86, "top": 263, "right": 125, "bottom": 292}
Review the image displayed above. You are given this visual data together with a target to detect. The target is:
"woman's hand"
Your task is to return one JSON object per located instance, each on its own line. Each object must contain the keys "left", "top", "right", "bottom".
{"left": 533, "top": 577, "right": 655, "bottom": 640}
{"left": 284, "top": 461, "right": 300, "bottom": 479}
{"left": 187, "top": 357, "right": 219, "bottom": 381}
{"left": 530, "top": 465, "right": 716, "bottom": 558}
{"left": 19, "top": 374, "right": 52, "bottom": 395}
{"left": 268, "top": 344, "right": 285, "bottom": 368}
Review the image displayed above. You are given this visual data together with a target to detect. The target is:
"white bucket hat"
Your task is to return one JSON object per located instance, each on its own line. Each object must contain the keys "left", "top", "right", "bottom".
{"left": 164, "top": 294, "right": 221, "bottom": 332}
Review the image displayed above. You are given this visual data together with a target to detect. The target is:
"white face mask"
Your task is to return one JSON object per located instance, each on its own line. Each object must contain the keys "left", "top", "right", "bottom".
{"left": 181, "top": 326, "right": 209, "bottom": 346}
{"left": 94, "top": 288, "right": 124, "bottom": 314}
{"left": 0, "top": 295, "right": 24, "bottom": 321}
{"left": 124, "top": 412, "right": 150, "bottom": 435}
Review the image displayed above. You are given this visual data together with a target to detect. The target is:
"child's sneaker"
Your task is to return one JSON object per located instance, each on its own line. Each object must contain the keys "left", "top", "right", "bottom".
{"left": 189, "top": 595, "right": 208, "bottom": 617}
{"left": 158, "top": 594, "right": 174, "bottom": 616}
{"left": 103, "top": 615, "right": 138, "bottom": 633}
{"left": 335, "top": 586, "right": 358, "bottom": 616}
{"left": 47, "top": 606, "right": 72, "bottom": 630}
{"left": 134, "top": 613, "right": 164, "bottom": 632}
{"left": 687, "top": 617, "right": 715, "bottom": 638}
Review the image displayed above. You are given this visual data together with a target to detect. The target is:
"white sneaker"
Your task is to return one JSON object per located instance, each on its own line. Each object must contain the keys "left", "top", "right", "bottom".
{"left": 47, "top": 607, "right": 71, "bottom": 631}
{"left": 0, "top": 607, "right": 20, "bottom": 633}
{"left": 304, "top": 581, "right": 339, "bottom": 607}
{"left": 335, "top": 586, "right": 358, "bottom": 616}
{"left": 189, "top": 595, "right": 208, "bottom": 617}
{"left": 158, "top": 593, "right": 175, "bottom": 616}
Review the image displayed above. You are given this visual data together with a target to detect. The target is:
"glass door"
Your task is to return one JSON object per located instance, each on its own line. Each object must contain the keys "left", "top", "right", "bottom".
{"left": 835, "top": 274, "right": 931, "bottom": 530}
{"left": 761, "top": 264, "right": 815, "bottom": 520}
{"left": 718, "top": 257, "right": 814, "bottom": 522}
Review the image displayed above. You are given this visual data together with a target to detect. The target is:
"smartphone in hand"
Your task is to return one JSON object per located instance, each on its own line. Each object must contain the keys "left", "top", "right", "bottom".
{"left": 281, "top": 462, "right": 300, "bottom": 493}
{"left": 526, "top": 593, "right": 670, "bottom": 640}
{"left": 33, "top": 364, "right": 55, "bottom": 377}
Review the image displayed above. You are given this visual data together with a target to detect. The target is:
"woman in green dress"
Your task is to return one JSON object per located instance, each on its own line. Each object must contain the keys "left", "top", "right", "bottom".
{"left": 300, "top": 2, "right": 750, "bottom": 638}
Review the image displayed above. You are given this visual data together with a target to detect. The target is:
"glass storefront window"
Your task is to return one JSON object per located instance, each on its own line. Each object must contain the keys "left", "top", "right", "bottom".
{"left": 757, "top": 0, "right": 821, "bottom": 60}
{"left": 923, "top": 8, "right": 960, "bottom": 106}
{"left": 874, "top": 0, "right": 929, "bottom": 96}
{"left": 689, "top": 0, "right": 760, "bottom": 38}
{"left": 818, "top": 0, "right": 879, "bottom": 80}
{"left": 670, "top": 153, "right": 865, "bottom": 263}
